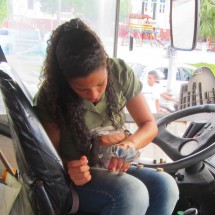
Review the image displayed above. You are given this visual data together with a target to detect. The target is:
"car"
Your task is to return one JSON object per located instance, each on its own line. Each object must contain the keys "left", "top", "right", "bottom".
{"left": 0, "top": 28, "right": 43, "bottom": 56}
{"left": 129, "top": 62, "right": 196, "bottom": 92}
{"left": 0, "top": 28, "right": 15, "bottom": 54}
{"left": 128, "top": 62, "right": 147, "bottom": 79}
{"left": 129, "top": 62, "right": 197, "bottom": 112}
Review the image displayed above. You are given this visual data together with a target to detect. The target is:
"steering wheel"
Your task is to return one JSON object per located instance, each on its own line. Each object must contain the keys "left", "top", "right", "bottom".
{"left": 140, "top": 104, "right": 215, "bottom": 172}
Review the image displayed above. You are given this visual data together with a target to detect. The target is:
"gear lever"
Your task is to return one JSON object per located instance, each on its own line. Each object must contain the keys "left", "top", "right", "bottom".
{"left": 177, "top": 208, "right": 198, "bottom": 215}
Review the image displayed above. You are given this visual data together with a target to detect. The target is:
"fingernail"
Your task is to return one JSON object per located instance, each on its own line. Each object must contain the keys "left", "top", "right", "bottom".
{"left": 156, "top": 167, "right": 164, "bottom": 172}
{"left": 82, "top": 160, "right": 87, "bottom": 165}
{"left": 118, "top": 170, "right": 126, "bottom": 176}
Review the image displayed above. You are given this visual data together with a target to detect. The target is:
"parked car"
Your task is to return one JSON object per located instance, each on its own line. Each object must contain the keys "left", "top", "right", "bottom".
{"left": 129, "top": 62, "right": 197, "bottom": 112}
{"left": 128, "top": 62, "right": 147, "bottom": 79}
{"left": 129, "top": 62, "right": 196, "bottom": 89}
{"left": 0, "top": 28, "right": 42, "bottom": 55}
{"left": 0, "top": 28, "right": 15, "bottom": 54}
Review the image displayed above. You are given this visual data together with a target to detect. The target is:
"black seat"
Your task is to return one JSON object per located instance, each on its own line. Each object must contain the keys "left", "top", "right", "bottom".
{"left": 0, "top": 62, "right": 76, "bottom": 215}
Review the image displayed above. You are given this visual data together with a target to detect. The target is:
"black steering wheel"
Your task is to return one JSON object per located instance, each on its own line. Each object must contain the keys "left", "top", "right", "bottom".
{"left": 140, "top": 104, "right": 215, "bottom": 172}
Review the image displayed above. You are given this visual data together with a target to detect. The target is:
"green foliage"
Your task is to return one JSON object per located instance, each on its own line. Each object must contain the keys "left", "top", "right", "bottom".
{"left": 191, "top": 63, "right": 215, "bottom": 76}
{"left": 0, "top": 0, "right": 7, "bottom": 26}
{"left": 37, "top": 0, "right": 101, "bottom": 20}
{"left": 119, "top": 0, "right": 131, "bottom": 23}
{"left": 200, "top": 0, "right": 215, "bottom": 40}
{"left": 37, "top": 0, "right": 83, "bottom": 14}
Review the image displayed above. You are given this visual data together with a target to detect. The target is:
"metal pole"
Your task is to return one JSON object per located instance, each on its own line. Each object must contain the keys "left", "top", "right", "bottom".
{"left": 141, "top": 1, "right": 145, "bottom": 15}
{"left": 153, "top": 3, "right": 157, "bottom": 20}
{"left": 167, "top": 47, "right": 177, "bottom": 93}
{"left": 113, "top": 0, "right": 120, "bottom": 57}
{"left": 57, "top": 0, "right": 61, "bottom": 26}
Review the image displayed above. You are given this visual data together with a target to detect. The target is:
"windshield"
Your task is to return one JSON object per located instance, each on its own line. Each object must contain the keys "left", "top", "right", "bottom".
{"left": 0, "top": 0, "right": 215, "bottom": 164}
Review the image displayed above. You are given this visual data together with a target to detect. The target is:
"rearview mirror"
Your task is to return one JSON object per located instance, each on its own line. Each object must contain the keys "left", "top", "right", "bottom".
{"left": 170, "top": 0, "right": 200, "bottom": 50}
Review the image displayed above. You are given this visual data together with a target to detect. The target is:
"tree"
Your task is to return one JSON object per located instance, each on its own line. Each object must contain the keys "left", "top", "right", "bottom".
{"left": 119, "top": 0, "right": 131, "bottom": 23}
{"left": 199, "top": 0, "right": 215, "bottom": 50}
{"left": 0, "top": 0, "right": 7, "bottom": 26}
{"left": 36, "top": 0, "right": 99, "bottom": 20}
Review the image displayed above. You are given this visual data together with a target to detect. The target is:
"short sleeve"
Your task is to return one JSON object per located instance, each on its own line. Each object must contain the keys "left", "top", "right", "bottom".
{"left": 110, "top": 58, "right": 143, "bottom": 101}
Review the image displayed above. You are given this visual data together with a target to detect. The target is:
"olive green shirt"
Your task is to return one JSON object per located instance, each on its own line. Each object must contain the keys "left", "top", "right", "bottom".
{"left": 33, "top": 58, "right": 142, "bottom": 160}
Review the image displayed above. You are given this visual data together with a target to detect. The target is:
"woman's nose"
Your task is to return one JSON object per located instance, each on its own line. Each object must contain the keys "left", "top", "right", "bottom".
{"left": 88, "top": 88, "right": 99, "bottom": 101}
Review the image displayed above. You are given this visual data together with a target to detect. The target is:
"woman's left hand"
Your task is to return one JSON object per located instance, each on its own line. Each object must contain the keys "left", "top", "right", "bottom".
{"left": 108, "top": 156, "right": 131, "bottom": 172}
{"left": 107, "top": 141, "right": 134, "bottom": 171}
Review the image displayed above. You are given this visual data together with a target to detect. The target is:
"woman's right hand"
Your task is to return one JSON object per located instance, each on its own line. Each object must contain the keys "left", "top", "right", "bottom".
{"left": 67, "top": 155, "right": 92, "bottom": 186}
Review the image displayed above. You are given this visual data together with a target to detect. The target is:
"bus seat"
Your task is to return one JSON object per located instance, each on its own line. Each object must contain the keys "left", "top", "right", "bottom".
{"left": 0, "top": 62, "right": 78, "bottom": 215}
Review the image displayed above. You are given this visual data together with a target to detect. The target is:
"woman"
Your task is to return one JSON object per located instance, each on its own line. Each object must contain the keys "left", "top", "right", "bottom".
{"left": 33, "top": 18, "right": 178, "bottom": 215}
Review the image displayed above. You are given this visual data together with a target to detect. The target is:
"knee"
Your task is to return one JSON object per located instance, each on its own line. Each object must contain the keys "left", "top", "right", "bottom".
{"left": 114, "top": 176, "right": 149, "bottom": 212}
{"left": 155, "top": 172, "right": 179, "bottom": 201}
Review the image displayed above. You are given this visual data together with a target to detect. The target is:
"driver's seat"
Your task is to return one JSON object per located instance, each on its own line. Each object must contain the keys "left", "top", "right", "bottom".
{"left": 0, "top": 62, "right": 80, "bottom": 215}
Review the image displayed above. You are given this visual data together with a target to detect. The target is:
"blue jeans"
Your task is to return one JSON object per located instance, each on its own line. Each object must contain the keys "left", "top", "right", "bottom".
{"left": 75, "top": 166, "right": 179, "bottom": 215}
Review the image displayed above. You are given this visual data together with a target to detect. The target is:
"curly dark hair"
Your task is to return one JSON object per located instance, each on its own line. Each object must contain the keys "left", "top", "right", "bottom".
{"left": 40, "top": 18, "right": 123, "bottom": 159}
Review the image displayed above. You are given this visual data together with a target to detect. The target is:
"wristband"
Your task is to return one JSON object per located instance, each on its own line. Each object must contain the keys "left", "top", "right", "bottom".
{"left": 96, "top": 143, "right": 140, "bottom": 168}
{"left": 112, "top": 144, "right": 140, "bottom": 163}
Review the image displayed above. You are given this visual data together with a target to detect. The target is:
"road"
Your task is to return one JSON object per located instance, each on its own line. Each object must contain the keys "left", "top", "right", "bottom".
{"left": 117, "top": 42, "right": 215, "bottom": 66}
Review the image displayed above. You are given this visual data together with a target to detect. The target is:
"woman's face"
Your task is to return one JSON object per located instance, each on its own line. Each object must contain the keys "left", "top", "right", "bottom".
{"left": 68, "top": 67, "right": 108, "bottom": 103}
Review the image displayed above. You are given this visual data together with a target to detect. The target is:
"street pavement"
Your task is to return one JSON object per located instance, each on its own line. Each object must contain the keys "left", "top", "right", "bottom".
{"left": 117, "top": 42, "right": 215, "bottom": 66}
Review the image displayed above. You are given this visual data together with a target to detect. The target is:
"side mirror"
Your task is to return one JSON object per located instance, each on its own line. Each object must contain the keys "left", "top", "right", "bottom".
{"left": 170, "top": 0, "right": 200, "bottom": 50}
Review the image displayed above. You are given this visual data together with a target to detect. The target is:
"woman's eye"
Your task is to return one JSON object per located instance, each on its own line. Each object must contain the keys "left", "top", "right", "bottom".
{"left": 98, "top": 81, "right": 104, "bottom": 86}
{"left": 78, "top": 89, "right": 87, "bottom": 92}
